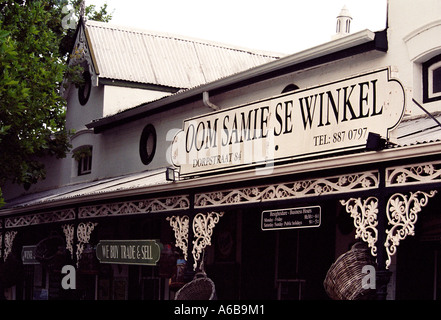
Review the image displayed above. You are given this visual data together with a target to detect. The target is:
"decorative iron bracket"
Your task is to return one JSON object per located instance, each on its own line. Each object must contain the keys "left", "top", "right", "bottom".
{"left": 0, "top": 231, "right": 18, "bottom": 261}
{"left": 62, "top": 224, "right": 75, "bottom": 259}
{"left": 385, "top": 190, "right": 437, "bottom": 268}
{"left": 340, "top": 197, "right": 378, "bottom": 257}
{"left": 76, "top": 222, "right": 98, "bottom": 267}
{"left": 192, "top": 212, "right": 224, "bottom": 271}
{"left": 166, "top": 215, "right": 189, "bottom": 261}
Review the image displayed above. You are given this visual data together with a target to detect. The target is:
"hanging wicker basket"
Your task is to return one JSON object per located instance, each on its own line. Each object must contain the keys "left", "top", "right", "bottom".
{"left": 323, "top": 242, "right": 377, "bottom": 300}
{"left": 174, "top": 272, "right": 217, "bottom": 300}
{"left": 35, "top": 235, "right": 65, "bottom": 262}
{"left": 35, "top": 234, "right": 69, "bottom": 273}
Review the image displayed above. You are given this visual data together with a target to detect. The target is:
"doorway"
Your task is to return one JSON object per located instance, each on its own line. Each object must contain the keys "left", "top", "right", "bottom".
{"left": 240, "top": 200, "right": 337, "bottom": 300}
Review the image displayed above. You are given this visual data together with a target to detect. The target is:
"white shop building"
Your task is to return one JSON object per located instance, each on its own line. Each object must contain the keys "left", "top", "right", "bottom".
{"left": 2, "top": 0, "right": 441, "bottom": 300}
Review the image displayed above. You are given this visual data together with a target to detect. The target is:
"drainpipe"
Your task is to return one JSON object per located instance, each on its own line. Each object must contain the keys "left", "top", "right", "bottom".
{"left": 203, "top": 91, "right": 220, "bottom": 111}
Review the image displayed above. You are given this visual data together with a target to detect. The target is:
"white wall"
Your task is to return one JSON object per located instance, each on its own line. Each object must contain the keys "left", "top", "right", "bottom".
{"left": 93, "top": 100, "right": 204, "bottom": 179}
{"left": 102, "top": 85, "right": 172, "bottom": 117}
{"left": 387, "top": 0, "right": 441, "bottom": 116}
{"left": 65, "top": 84, "right": 104, "bottom": 133}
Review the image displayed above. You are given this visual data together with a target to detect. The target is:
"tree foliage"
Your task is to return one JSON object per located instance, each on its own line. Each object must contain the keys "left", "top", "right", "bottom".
{"left": 0, "top": 0, "right": 111, "bottom": 204}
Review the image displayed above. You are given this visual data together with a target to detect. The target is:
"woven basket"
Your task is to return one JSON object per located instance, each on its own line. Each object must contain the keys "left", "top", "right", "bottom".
{"left": 323, "top": 242, "right": 376, "bottom": 300}
{"left": 35, "top": 235, "right": 65, "bottom": 262}
{"left": 175, "top": 272, "right": 217, "bottom": 300}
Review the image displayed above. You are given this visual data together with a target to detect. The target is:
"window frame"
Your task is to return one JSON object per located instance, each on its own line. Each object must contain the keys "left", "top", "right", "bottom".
{"left": 139, "top": 124, "right": 157, "bottom": 165}
{"left": 74, "top": 146, "right": 93, "bottom": 176}
{"left": 422, "top": 54, "right": 441, "bottom": 103}
{"left": 78, "top": 70, "right": 92, "bottom": 106}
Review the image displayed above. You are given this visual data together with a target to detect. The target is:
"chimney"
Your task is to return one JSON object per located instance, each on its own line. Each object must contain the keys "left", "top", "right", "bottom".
{"left": 333, "top": 5, "right": 352, "bottom": 39}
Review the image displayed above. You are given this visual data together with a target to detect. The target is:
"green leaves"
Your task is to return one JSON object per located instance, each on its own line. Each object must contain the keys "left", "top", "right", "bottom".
{"left": 0, "top": 0, "right": 111, "bottom": 205}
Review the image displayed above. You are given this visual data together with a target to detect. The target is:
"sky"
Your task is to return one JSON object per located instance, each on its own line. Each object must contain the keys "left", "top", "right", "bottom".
{"left": 86, "top": 0, "right": 388, "bottom": 54}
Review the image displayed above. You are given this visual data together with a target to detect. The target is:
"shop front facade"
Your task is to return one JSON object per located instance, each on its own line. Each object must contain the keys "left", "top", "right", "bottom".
{"left": 2, "top": 0, "right": 441, "bottom": 300}
{"left": 3, "top": 147, "right": 441, "bottom": 300}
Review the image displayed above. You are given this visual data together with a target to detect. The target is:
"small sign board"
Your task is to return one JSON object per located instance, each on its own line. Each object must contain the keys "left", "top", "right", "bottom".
{"left": 21, "top": 245, "right": 39, "bottom": 265}
{"left": 261, "top": 206, "right": 321, "bottom": 231}
{"left": 96, "top": 240, "right": 161, "bottom": 266}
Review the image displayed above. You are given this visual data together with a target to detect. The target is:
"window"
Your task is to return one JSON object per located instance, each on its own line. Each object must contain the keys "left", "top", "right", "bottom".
{"left": 345, "top": 19, "right": 351, "bottom": 33}
{"left": 139, "top": 124, "right": 157, "bottom": 165}
{"left": 78, "top": 70, "right": 92, "bottom": 105}
{"left": 281, "top": 84, "right": 299, "bottom": 94}
{"left": 73, "top": 146, "right": 92, "bottom": 176}
{"left": 423, "top": 54, "right": 441, "bottom": 103}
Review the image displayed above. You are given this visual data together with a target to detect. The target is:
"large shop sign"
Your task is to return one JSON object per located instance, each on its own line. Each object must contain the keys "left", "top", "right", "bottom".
{"left": 96, "top": 240, "right": 161, "bottom": 266}
{"left": 172, "top": 68, "right": 405, "bottom": 177}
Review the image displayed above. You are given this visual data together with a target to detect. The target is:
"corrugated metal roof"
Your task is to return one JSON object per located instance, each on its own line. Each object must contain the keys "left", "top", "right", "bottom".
{"left": 87, "top": 29, "right": 382, "bottom": 132}
{"left": 2, "top": 168, "right": 170, "bottom": 210}
{"left": 393, "top": 113, "right": 441, "bottom": 146}
{"left": 86, "top": 20, "right": 282, "bottom": 89}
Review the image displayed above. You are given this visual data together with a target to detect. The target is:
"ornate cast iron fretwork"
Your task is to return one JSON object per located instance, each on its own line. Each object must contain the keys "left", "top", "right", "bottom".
{"left": 195, "top": 171, "right": 378, "bottom": 208}
{"left": 386, "top": 161, "right": 441, "bottom": 186}
{"left": 79, "top": 195, "right": 190, "bottom": 219}
{"left": 166, "top": 215, "right": 189, "bottom": 261}
{"left": 76, "top": 221, "right": 98, "bottom": 267}
{"left": 340, "top": 197, "right": 379, "bottom": 257}
{"left": 5, "top": 209, "right": 75, "bottom": 228}
{"left": 0, "top": 231, "right": 18, "bottom": 261}
{"left": 192, "top": 212, "right": 224, "bottom": 271}
{"left": 62, "top": 224, "right": 75, "bottom": 259}
{"left": 69, "top": 25, "right": 97, "bottom": 82}
{"left": 384, "top": 190, "right": 437, "bottom": 269}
